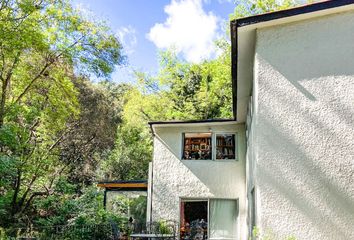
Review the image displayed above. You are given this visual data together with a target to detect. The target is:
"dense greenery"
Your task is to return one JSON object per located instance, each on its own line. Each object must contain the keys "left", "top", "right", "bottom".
{"left": 0, "top": 0, "right": 125, "bottom": 235}
{"left": 0, "top": 0, "right": 307, "bottom": 238}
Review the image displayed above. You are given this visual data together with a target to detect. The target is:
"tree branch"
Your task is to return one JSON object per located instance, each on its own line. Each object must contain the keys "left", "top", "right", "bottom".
{"left": 14, "top": 34, "right": 85, "bottom": 105}
{"left": 17, "top": 175, "right": 37, "bottom": 209}
{"left": 22, "top": 191, "right": 48, "bottom": 213}
{"left": 13, "top": 62, "right": 50, "bottom": 105}
{"left": 11, "top": 169, "right": 21, "bottom": 216}
{"left": 0, "top": 52, "right": 21, "bottom": 127}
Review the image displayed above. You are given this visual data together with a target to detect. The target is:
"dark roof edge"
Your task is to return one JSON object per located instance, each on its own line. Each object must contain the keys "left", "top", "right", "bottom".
{"left": 231, "top": 0, "right": 354, "bottom": 27}
{"left": 231, "top": 20, "right": 237, "bottom": 120}
{"left": 148, "top": 118, "right": 236, "bottom": 125}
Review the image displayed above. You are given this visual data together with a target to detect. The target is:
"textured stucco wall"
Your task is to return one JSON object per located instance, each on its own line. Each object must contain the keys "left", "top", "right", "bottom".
{"left": 151, "top": 123, "right": 247, "bottom": 239}
{"left": 253, "top": 11, "right": 354, "bottom": 240}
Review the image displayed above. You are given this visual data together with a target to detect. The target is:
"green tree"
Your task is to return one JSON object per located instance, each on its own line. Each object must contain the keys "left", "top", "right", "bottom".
{"left": 0, "top": 0, "right": 124, "bottom": 127}
{"left": 58, "top": 78, "right": 131, "bottom": 185}
{"left": 230, "top": 0, "right": 309, "bottom": 19}
{"left": 99, "top": 123, "right": 152, "bottom": 181}
{"left": 0, "top": 0, "right": 124, "bottom": 226}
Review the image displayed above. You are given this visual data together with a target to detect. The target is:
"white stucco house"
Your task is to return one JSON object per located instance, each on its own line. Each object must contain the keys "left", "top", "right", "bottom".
{"left": 146, "top": 1, "right": 354, "bottom": 239}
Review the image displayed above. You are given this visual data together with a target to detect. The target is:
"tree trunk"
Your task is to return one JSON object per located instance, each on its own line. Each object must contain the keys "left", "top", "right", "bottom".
{"left": 11, "top": 169, "right": 21, "bottom": 216}
{"left": 0, "top": 53, "right": 20, "bottom": 128}
{"left": 0, "top": 77, "right": 9, "bottom": 128}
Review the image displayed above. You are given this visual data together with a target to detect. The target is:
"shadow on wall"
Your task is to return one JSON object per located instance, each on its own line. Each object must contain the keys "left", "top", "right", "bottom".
{"left": 258, "top": 11, "right": 354, "bottom": 102}
{"left": 255, "top": 21, "right": 354, "bottom": 240}
{"left": 152, "top": 136, "right": 213, "bottom": 221}
{"left": 153, "top": 134, "right": 214, "bottom": 192}
{"left": 153, "top": 133, "right": 243, "bottom": 200}
{"left": 255, "top": 76, "right": 354, "bottom": 239}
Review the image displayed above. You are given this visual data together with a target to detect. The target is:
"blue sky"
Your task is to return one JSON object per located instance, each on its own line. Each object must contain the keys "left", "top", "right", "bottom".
{"left": 73, "top": 0, "right": 236, "bottom": 83}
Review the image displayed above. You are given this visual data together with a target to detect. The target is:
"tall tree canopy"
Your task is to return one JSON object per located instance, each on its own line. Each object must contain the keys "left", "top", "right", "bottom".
{"left": 0, "top": 0, "right": 124, "bottom": 227}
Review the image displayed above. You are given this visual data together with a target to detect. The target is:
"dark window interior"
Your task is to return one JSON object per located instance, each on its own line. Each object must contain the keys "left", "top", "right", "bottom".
{"left": 180, "top": 201, "right": 208, "bottom": 240}
{"left": 216, "top": 134, "right": 236, "bottom": 159}
{"left": 183, "top": 133, "right": 212, "bottom": 160}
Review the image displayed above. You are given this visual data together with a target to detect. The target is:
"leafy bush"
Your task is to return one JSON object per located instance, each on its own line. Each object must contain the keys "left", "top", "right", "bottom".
{"left": 1, "top": 184, "right": 124, "bottom": 239}
{"left": 251, "top": 226, "right": 297, "bottom": 240}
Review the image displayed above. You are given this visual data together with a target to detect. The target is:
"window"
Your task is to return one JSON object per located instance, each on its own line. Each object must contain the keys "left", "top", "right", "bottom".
{"left": 180, "top": 199, "right": 238, "bottom": 240}
{"left": 182, "top": 132, "right": 237, "bottom": 160}
{"left": 209, "top": 199, "right": 238, "bottom": 239}
{"left": 183, "top": 133, "right": 212, "bottom": 160}
{"left": 216, "top": 134, "right": 236, "bottom": 160}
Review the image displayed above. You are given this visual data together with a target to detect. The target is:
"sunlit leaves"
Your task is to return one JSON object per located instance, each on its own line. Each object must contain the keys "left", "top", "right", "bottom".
{"left": 230, "top": 0, "right": 306, "bottom": 20}
{"left": 0, "top": 0, "right": 124, "bottom": 227}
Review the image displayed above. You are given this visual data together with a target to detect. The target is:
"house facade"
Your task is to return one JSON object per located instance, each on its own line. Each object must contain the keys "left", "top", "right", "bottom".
{"left": 149, "top": 121, "right": 247, "bottom": 239}
{"left": 147, "top": 1, "right": 354, "bottom": 239}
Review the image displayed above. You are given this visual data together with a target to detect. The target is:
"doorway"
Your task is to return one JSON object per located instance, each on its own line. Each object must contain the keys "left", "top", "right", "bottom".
{"left": 180, "top": 200, "right": 208, "bottom": 240}
{"left": 180, "top": 199, "right": 238, "bottom": 240}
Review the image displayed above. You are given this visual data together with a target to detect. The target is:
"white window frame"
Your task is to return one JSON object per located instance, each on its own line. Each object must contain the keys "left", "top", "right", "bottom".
{"left": 181, "top": 132, "right": 238, "bottom": 161}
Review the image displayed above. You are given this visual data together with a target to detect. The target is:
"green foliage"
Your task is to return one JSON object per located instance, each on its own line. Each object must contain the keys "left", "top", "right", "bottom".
{"left": 6, "top": 183, "right": 121, "bottom": 239}
{"left": 135, "top": 47, "right": 233, "bottom": 121}
{"left": 57, "top": 78, "right": 129, "bottom": 185}
{"left": 109, "top": 194, "right": 147, "bottom": 222}
{"left": 0, "top": 0, "right": 124, "bottom": 230}
{"left": 231, "top": 0, "right": 306, "bottom": 19}
{"left": 99, "top": 123, "right": 152, "bottom": 180}
{"left": 130, "top": 196, "right": 147, "bottom": 224}
{"left": 251, "top": 226, "right": 297, "bottom": 240}
{"left": 157, "top": 220, "right": 172, "bottom": 235}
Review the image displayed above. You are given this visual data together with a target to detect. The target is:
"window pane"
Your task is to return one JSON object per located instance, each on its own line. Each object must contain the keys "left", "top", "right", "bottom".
{"left": 216, "top": 134, "right": 236, "bottom": 160}
{"left": 209, "top": 199, "right": 238, "bottom": 240}
{"left": 183, "top": 133, "right": 212, "bottom": 160}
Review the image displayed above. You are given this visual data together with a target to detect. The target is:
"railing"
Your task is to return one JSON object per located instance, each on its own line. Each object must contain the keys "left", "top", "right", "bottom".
{"left": 3, "top": 224, "right": 116, "bottom": 240}
{"left": 2, "top": 221, "right": 180, "bottom": 240}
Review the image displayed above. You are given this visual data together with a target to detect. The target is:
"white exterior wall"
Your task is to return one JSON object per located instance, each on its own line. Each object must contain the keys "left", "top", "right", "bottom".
{"left": 151, "top": 123, "right": 247, "bottom": 239}
{"left": 252, "top": 11, "right": 354, "bottom": 240}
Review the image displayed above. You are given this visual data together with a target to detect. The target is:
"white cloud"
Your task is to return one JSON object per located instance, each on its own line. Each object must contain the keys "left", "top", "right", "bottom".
{"left": 116, "top": 25, "right": 137, "bottom": 55}
{"left": 147, "top": 0, "right": 219, "bottom": 63}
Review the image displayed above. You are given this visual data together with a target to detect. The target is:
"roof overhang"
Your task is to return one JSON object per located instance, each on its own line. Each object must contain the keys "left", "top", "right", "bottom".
{"left": 231, "top": 0, "right": 354, "bottom": 122}
{"left": 148, "top": 119, "right": 240, "bottom": 135}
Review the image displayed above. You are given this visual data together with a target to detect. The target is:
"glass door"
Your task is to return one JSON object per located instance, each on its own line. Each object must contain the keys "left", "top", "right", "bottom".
{"left": 209, "top": 199, "right": 238, "bottom": 239}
